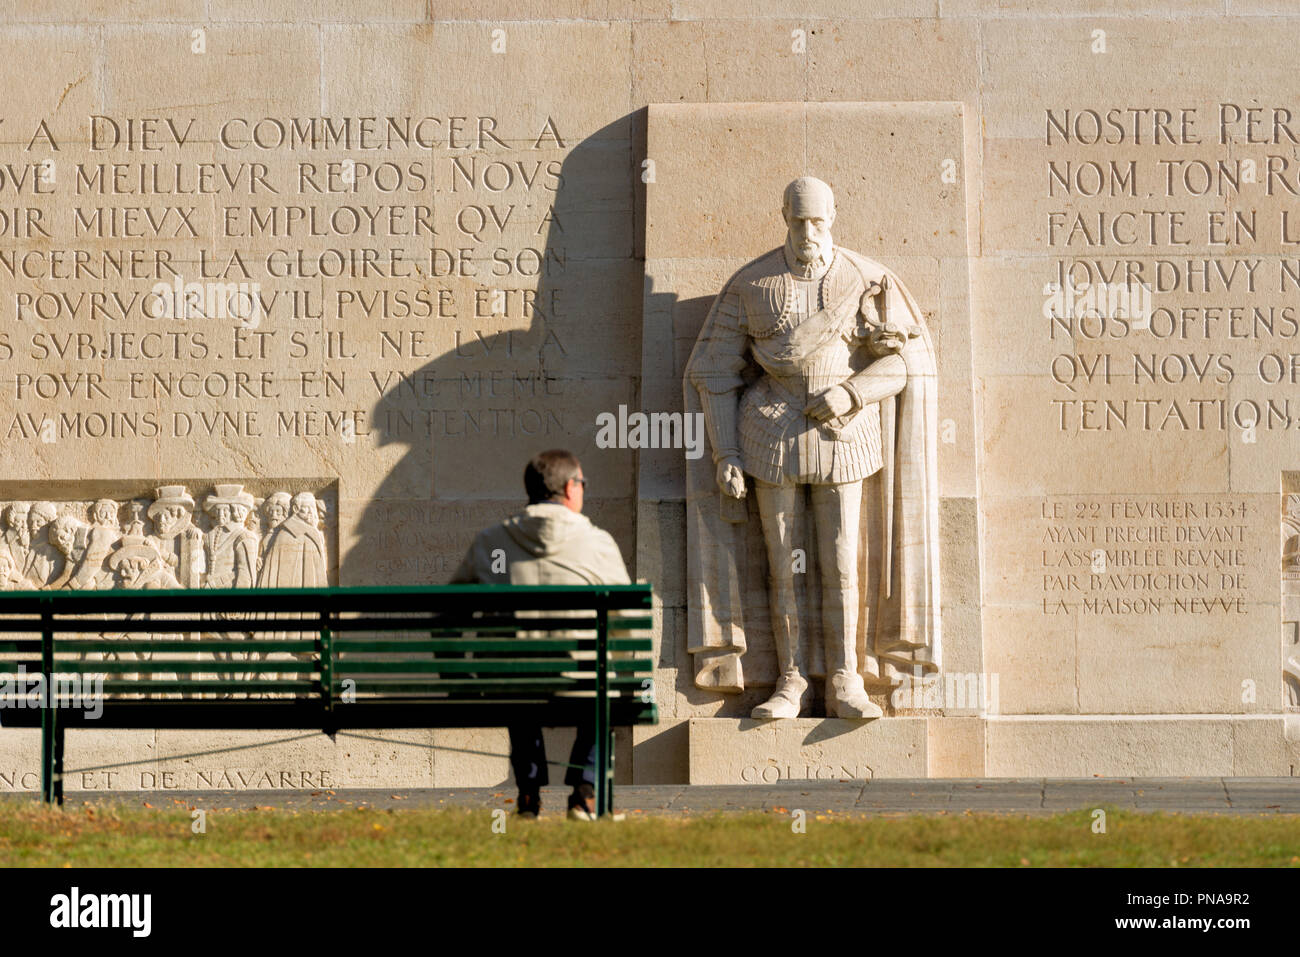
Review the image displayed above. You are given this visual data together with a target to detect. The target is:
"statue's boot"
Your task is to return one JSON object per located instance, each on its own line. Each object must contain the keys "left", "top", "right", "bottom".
{"left": 752, "top": 671, "right": 810, "bottom": 719}
{"left": 826, "top": 670, "right": 883, "bottom": 720}
{"left": 822, "top": 583, "right": 881, "bottom": 719}
{"left": 752, "top": 604, "right": 808, "bottom": 719}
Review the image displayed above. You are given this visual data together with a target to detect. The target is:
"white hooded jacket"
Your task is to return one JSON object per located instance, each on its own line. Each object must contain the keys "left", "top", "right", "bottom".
{"left": 450, "top": 503, "right": 630, "bottom": 587}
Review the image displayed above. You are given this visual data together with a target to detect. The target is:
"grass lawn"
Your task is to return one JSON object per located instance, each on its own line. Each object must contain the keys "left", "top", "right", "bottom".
{"left": 2, "top": 803, "right": 1300, "bottom": 866}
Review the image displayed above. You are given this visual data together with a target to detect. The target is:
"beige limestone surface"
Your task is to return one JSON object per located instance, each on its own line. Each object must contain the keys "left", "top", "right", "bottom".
{"left": 2, "top": 1, "right": 1300, "bottom": 786}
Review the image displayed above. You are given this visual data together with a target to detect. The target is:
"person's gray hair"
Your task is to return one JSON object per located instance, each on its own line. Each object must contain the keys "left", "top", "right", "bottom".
{"left": 524, "top": 450, "right": 581, "bottom": 504}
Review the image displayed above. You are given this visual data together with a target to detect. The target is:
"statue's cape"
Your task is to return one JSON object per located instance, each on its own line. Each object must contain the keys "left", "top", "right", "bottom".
{"left": 683, "top": 248, "right": 941, "bottom": 693}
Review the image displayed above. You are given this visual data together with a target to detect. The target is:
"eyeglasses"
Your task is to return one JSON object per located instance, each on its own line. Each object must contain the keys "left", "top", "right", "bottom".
{"left": 571, "top": 477, "right": 587, "bottom": 487}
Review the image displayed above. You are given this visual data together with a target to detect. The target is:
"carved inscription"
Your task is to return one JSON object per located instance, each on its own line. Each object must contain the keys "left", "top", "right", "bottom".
{"left": 0, "top": 767, "right": 338, "bottom": 791}
{"left": 0, "top": 113, "right": 575, "bottom": 445}
{"left": 1038, "top": 496, "right": 1251, "bottom": 615}
{"left": 1044, "top": 104, "right": 1300, "bottom": 440}
{"left": 739, "top": 764, "right": 874, "bottom": 783}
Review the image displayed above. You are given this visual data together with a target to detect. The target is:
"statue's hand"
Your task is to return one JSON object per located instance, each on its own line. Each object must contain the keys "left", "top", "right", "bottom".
{"left": 804, "top": 385, "right": 855, "bottom": 422}
{"left": 716, "top": 457, "right": 746, "bottom": 499}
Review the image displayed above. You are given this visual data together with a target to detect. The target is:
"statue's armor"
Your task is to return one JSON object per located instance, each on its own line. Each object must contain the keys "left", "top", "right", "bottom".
{"left": 695, "top": 246, "right": 885, "bottom": 485}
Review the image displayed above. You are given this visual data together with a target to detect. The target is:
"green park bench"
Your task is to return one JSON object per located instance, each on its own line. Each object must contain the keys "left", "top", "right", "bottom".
{"left": 0, "top": 584, "right": 657, "bottom": 817}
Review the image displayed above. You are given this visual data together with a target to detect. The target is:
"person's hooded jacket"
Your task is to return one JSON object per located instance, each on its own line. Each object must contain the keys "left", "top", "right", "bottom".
{"left": 450, "top": 503, "right": 630, "bottom": 586}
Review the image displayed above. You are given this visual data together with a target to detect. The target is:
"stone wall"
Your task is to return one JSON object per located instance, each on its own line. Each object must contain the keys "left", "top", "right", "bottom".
{"left": 1, "top": 1, "right": 1298, "bottom": 788}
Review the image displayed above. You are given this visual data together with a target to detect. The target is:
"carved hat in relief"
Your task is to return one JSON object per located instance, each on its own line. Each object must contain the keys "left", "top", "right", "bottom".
{"left": 204, "top": 484, "right": 255, "bottom": 511}
{"left": 106, "top": 534, "right": 159, "bottom": 570}
{"left": 146, "top": 485, "right": 196, "bottom": 519}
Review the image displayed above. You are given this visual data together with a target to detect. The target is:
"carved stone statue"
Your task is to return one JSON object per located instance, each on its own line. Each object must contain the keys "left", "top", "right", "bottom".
{"left": 684, "top": 176, "right": 941, "bottom": 719}
{"left": 203, "top": 484, "right": 259, "bottom": 690}
{"left": 104, "top": 534, "right": 182, "bottom": 685}
{"left": 22, "top": 501, "right": 63, "bottom": 587}
{"left": 204, "top": 485, "right": 259, "bottom": 590}
{"left": 2, "top": 502, "right": 30, "bottom": 573}
{"left": 258, "top": 491, "right": 292, "bottom": 568}
{"left": 1281, "top": 493, "right": 1300, "bottom": 708}
{"left": 147, "top": 485, "right": 203, "bottom": 587}
{"left": 0, "top": 485, "right": 330, "bottom": 599}
{"left": 71, "top": 499, "right": 123, "bottom": 590}
{"left": 46, "top": 512, "right": 88, "bottom": 589}
{"left": 0, "top": 546, "right": 20, "bottom": 590}
{"left": 258, "top": 492, "right": 327, "bottom": 589}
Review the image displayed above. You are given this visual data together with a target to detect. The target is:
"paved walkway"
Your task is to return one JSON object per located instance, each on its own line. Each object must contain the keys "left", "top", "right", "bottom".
{"left": 11, "top": 778, "right": 1300, "bottom": 814}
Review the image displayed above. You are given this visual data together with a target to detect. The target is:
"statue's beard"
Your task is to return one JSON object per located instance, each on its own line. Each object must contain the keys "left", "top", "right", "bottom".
{"left": 786, "top": 235, "right": 832, "bottom": 277}
{"left": 798, "top": 240, "right": 821, "bottom": 258}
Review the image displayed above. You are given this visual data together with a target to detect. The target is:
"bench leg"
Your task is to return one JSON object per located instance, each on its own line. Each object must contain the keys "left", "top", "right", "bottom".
{"left": 595, "top": 702, "right": 612, "bottom": 818}
{"left": 54, "top": 721, "right": 65, "bottom": 807}
{"left": 41, "top": 705, "right": 63, "bottom": 806}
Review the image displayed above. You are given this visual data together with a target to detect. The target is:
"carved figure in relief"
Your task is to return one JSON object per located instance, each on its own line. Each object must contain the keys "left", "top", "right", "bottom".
{"left": 123, "top": 500, "right": 147, "bottom": 538}
{"left": 204, "top": 485, "right": 259, "bottom": 590}
{"left": 258, "top": 492, "right": 327, "bottom": 588}
{"left": 204, "top": 485, "right": 259, "bottom": 686}
{"left": 70, "top": 499, "right": 123, "bottom": 590}
{"left": 2, "top": 503, "right": 30, "bottom": 573}
{"left": 0, "top": 547, "right": 21, "bottom": 590}
{"left": 1282, "top": 493, "right": 1300, "bottom": 707}
{"left": 46, "top": 513, "right": 89, "bottom": 589}
{"left": 685, "top": 176, "right": 941, "bottom": 719}
{"left": 1284, "top": 493, "right": 1300, "bottom": 571}
{"left": 0, "top": 486, "right": 330, "bottom": 596}
{"left": 258, "top": 492, "right": 292, "bottom": 573}
{"left": 22, "top": 501, "right": 63, "bottom": 587}
{"left": 104, "top": 535, "right": 183, "bottom": 684}
{"left": 147, "top": 485, "right": 203, "bottom": 587}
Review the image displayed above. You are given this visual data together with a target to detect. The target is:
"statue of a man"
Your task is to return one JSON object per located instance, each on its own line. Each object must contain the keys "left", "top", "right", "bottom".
{"left": 147, "top": 485, "right": 204, "bottom": 587}
{"left": 684, "top": 176, "right": 941, "bottom": 719}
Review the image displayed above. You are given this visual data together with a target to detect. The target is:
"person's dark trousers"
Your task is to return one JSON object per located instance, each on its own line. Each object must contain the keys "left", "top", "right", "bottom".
{"left": 564, "top": 720, "right": 596, "bottom": 790}
{"left": 508, "top": 721, "right": 596, "bottom": 794}
{"left": 508, "top": 724, "right": 549, "bottom": 792}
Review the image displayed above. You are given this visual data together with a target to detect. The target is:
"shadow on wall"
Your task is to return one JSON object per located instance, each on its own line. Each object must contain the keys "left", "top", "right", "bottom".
{"left": 339, "top": 113, "right": 644, "bottom": 587}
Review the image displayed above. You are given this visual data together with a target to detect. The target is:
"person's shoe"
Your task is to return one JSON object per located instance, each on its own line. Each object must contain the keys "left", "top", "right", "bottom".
{"left": 751, "top": 671, "right": 810, "bottom": 719}
{"left": 825, "top": 671, "right": 883, "bottom": 719}
{"left": 567, "top": 800, "right": 597, "bottom": 822}
{"left": 516, "top": 791, "right": 540, "bottom": 819}
{"left": 567, "top": 786, "right": 625, "bottom": 822}
{"left": 568, "top": 783, "right": 596, "bottom": 821}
